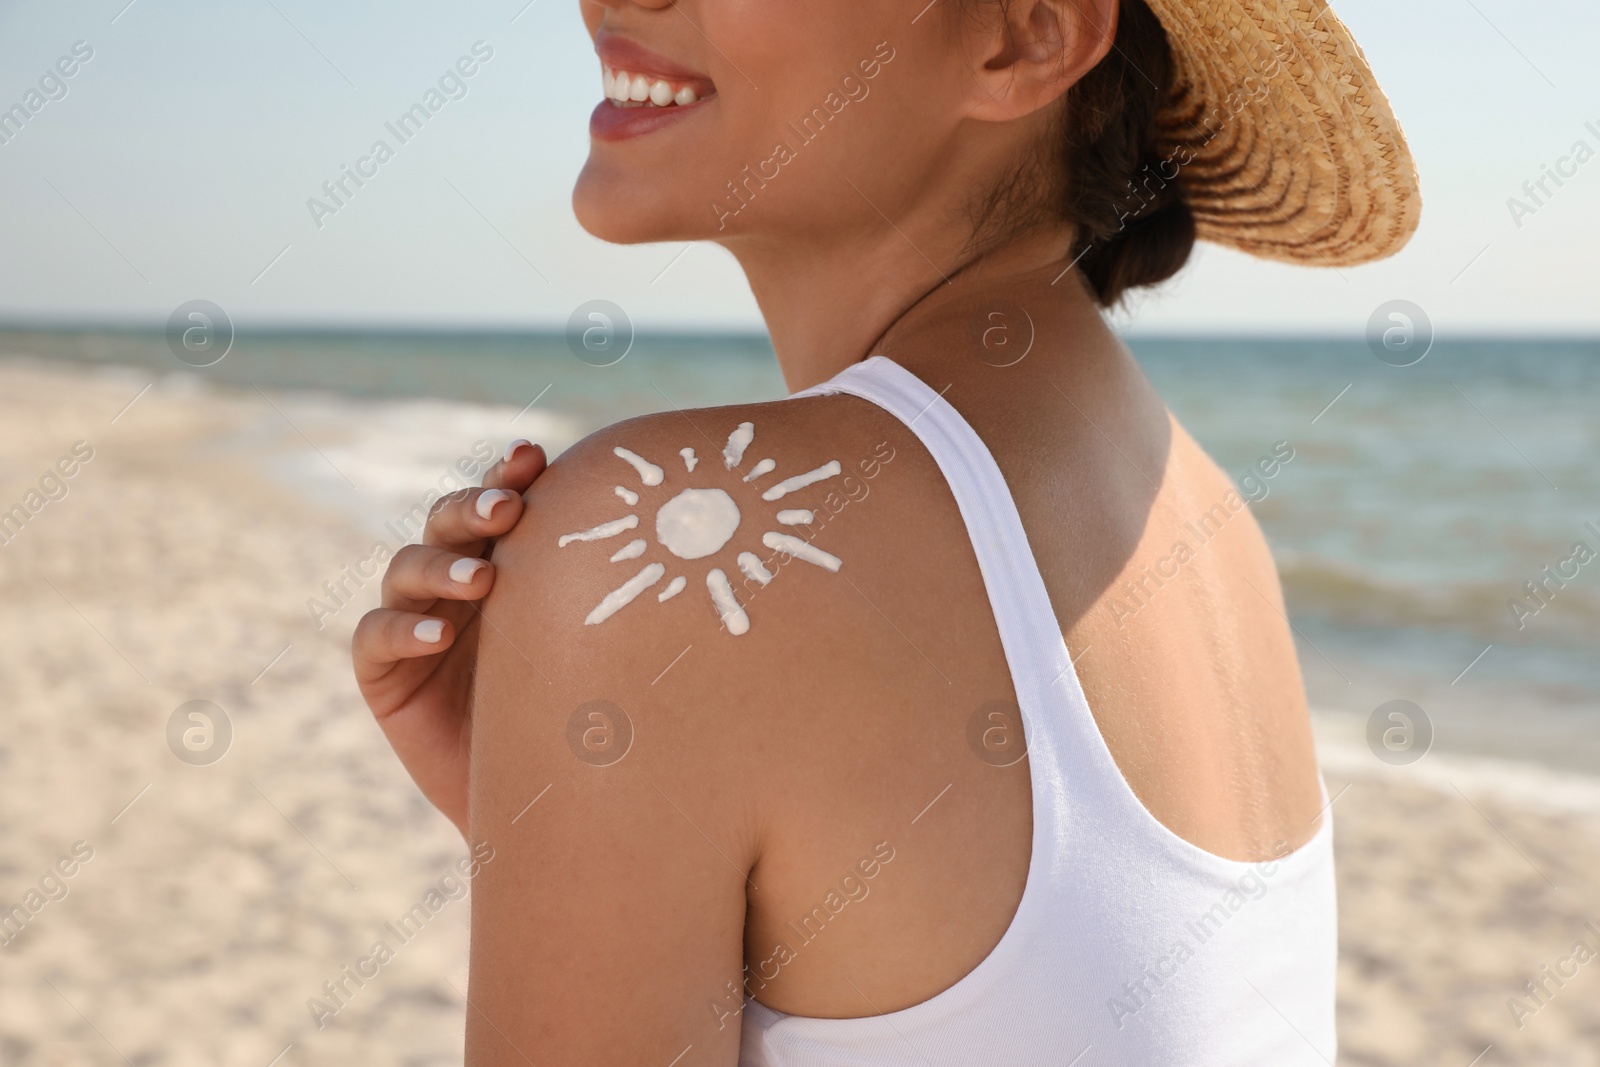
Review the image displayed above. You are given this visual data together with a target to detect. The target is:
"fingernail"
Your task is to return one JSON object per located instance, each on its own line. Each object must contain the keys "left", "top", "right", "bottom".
{"left": 414, "top": 619, "right": 445, "bottom": 644}
{"left": 504, "top": 438, "right": 533, "bottom": 463}
{"left": 449, "top": 557, "right": 487, "bottom": 584}
{"left": 476, "top": 489, "right": 514, "bottom": 520}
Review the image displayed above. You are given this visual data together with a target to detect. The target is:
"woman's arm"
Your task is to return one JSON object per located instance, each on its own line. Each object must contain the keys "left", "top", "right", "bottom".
{"left": 464, "top": 420, "right": 758, "bottom": 1066}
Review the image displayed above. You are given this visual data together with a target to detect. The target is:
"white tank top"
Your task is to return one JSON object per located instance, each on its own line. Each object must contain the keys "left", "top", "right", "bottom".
{"left": 741, "top": 356, "right": 1337, "bottom": 1066}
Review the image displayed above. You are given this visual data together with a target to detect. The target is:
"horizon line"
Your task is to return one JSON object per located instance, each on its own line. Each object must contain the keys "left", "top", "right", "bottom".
{"left": 2, "top": 318, "right": 1598, "bottom": 344}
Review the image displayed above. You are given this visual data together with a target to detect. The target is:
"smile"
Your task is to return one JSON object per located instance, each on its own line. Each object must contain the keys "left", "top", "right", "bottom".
{"left": 589, "top": 34, "right": 718, "bottom": 140}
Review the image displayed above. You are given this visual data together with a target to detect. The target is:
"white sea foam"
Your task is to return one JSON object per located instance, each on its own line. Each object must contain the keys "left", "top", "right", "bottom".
{"left": 253, "top": 390, "right": 584, "bottom": 530}
{"left": 1313, "top": 712, "right": 1600, "bottom": 818}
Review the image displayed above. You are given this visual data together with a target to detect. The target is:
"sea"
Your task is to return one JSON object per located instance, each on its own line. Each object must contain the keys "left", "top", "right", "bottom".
{"left": 7, "top": 327, "right": 1598, "bottom": 782}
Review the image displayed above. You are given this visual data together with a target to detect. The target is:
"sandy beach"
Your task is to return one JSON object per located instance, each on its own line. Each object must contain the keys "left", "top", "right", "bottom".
{"left": 2, "top": 357, "right": 1596, "bottom": 1066}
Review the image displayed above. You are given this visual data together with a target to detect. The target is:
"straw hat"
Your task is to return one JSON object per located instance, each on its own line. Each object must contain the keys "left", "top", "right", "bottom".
{"left": 1143, "top": 0, "right": 1421, "bottom": 265}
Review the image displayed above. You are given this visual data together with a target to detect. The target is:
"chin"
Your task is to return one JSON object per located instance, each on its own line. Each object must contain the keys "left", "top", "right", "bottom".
{"left": 572, "top": 159, "right": 719, "bottom": 246}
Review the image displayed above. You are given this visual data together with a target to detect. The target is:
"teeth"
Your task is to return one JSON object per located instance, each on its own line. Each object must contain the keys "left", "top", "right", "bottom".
{"left": 601, "top": 65, "right": 704, "bottom": 108}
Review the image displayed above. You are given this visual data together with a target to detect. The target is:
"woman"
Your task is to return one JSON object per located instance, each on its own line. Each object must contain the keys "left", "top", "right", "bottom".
{"left": 354, "top": 0, "right": 1418, "bottom": 1061}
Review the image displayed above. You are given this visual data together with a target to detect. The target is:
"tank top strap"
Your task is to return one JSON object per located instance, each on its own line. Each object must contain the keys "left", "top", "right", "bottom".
{"left": 789, "top": 355, "right": 1132, "bottom": 811}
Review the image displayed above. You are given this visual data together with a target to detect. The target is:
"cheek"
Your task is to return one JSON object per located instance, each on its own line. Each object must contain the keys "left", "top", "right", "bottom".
{"left": 713, "top": 21, "right": 946, "bottom": 228}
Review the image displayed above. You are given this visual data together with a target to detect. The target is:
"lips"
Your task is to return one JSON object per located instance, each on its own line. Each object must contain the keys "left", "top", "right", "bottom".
{"left": 595, "top": 32, "right": 716, "bottom": 95}
{"left": 590, "top": 31, "right": 716, "bottom": 142}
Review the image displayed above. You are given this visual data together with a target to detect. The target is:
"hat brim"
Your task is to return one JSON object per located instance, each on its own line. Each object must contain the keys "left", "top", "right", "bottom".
{"left": 1144, "top": 0, "right": 1422, "bottom": 266}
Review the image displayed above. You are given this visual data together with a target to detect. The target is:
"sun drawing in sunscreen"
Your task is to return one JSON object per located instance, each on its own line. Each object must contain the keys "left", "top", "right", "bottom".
{"left": 556, "top": 422, "right": 843, "bottom": 634}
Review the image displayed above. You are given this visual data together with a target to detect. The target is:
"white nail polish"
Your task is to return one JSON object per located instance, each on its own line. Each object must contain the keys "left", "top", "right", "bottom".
{"left": 414, "top": 619, "right": 445, "bottom": 643}
{"left": 475, "top": 489, "right": 512, "bottom": 520}
{"left": 504, "top": 438, "right": 533, "bottom": 463}
{"left": 449, "top": 557, "right": 486, "bottom": 584}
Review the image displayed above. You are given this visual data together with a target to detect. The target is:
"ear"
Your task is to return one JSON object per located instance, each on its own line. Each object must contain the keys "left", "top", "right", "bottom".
{"left": 960, "top": 0, "right": 1119, "bottom": 122}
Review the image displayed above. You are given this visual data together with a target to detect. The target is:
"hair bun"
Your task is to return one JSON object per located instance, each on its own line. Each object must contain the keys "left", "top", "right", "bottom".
{"left": 1078, "top": 174, "right": 1196, "bottom": 305}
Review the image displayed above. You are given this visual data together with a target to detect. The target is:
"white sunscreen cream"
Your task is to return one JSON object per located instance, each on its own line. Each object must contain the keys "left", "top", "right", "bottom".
{"left": 737, "top": 551, "right": 773, "bottom": 586}
{"left": 614, "top": 446, "right": 664, "bottom": 486}
{"left": 585, "top": 562, "right": 665, "bottom": 625}
{"left": 610, "top": 538, "right": 647, "bottom": 563}
{"left": 761, "top": 460, "right": 842, "bottom": 501}
{"left": 656, "top": 487, "right": 741, "bottom": 560}
{"left": 706, "top": 568, "right": 750, "bottom": 635}
{"left": 563, "top": 423, "right": 848, "bottom": 635}
{"left": 722, "top": 422, "right": 755, "bottom": 470}
{"left": 558, "top": 514, "right": 639, "bottom": 547}
{"left": 762, "top": 531, "right": 842, "bottom": 572}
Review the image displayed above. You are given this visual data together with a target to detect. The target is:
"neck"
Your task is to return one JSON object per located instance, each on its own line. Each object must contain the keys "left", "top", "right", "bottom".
{"left": 720, "top": 212, "right": 1084, "bottom": 394}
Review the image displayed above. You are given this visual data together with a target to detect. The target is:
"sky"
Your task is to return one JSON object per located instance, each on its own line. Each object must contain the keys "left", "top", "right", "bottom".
{"left": 0, "top": 0, "right": 1596, "bottom": 336}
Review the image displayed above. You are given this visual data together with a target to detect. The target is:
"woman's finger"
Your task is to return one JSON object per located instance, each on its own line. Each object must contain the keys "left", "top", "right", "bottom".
{"left": 352, "top": 607, "right": 456, "bottom": 684}
{"left": 481, "top": 439, "right": 548, "bottom": 493}
{"left": 422, "top": 485, "right": 525, "bottom": 550}
{"left": 381, "top": 543, "right": 495, "bottom": 611}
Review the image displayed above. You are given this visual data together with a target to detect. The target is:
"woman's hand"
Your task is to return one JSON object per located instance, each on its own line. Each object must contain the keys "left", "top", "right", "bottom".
{"left": 353, "top": 439, "right": 547, "bottom": 837}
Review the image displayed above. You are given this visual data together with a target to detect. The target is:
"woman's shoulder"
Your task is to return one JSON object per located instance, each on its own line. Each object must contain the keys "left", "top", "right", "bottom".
{"left": 473, "top": 390, "right": 930, "bottom": 768}
{"left": 482, "top": 390, "right": 909, "bottom": 634}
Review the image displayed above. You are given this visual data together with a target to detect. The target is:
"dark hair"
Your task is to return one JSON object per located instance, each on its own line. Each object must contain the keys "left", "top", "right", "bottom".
{"left": 965, "top": 0, "right": 1196, "bottom": 306}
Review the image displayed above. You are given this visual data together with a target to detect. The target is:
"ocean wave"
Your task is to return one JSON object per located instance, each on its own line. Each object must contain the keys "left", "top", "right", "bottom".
{"left": 182, "top": 378, "right": 590, "bottom": 529}
{"left": 1277, "top": 552, "right": 1600, "bottom": 645}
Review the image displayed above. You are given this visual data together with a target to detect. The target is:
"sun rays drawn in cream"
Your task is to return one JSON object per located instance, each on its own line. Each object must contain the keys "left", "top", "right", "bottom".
{"left": 556, "top": 422, "right": 844, "bottom": 634}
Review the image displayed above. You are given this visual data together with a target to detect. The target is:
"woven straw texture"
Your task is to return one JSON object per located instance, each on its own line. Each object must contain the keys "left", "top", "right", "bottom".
{"left": 1143, "top": 0, "right": 1421, "bottom": 265}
